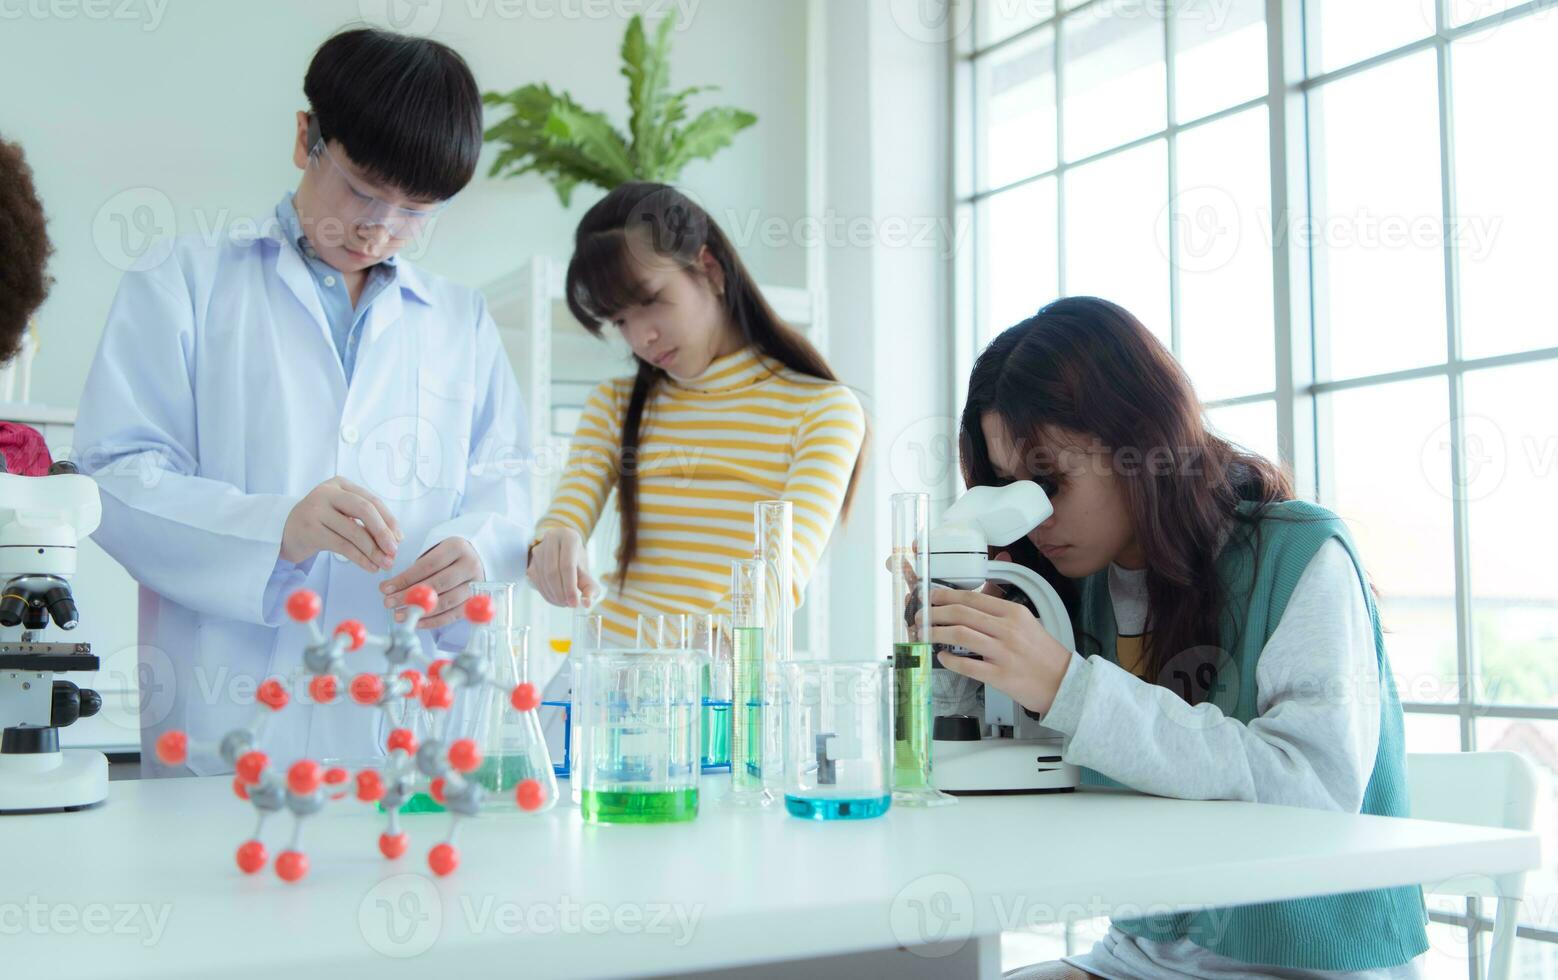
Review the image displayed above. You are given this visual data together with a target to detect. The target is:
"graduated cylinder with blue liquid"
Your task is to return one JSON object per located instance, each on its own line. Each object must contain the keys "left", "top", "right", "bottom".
{"left": 782, "top": 659, "right": 893, "bottom": 820}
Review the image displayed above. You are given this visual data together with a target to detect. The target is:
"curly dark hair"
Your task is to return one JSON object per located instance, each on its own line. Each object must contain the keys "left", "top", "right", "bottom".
{"left": 0, "top": 136, "right": 50, "bottom": 363}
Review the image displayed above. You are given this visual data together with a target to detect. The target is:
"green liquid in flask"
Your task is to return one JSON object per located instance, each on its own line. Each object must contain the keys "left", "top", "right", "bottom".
{"left": 893, "top": 642, "right": 935, "bottom": 790}
{"left": 580, "top": 787, "right": 699, "bottom": 824}
{"left": 474, "top": 754, "right": 546, "bottom": 794}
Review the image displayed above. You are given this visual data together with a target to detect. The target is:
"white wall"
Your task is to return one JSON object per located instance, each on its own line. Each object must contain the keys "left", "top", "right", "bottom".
{"left": 0, "top": 0, "right": 810, "bottom": 407}
{"left": 821, "top": 0, "right": 958, "bottom": 661}
{"left": 0, "top": 0, "right": 958, "bottom": 663}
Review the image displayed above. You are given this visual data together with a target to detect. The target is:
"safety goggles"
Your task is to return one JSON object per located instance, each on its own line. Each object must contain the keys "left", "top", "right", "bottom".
{"left": 305, "top": 118, "right": 449, "bottom": 241}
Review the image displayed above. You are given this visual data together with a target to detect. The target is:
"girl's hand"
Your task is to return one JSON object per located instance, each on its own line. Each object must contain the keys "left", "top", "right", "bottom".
{"left": 920, "top": 587, "right": 1073, "bottom": 714}
{"left": 526, "top": 527, "right": 600, "bottom": 608}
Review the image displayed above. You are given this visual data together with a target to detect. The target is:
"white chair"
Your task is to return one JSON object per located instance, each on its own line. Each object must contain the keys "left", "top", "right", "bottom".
{"left": 1407, "top": 751, "right": 1541, "bottom": 980}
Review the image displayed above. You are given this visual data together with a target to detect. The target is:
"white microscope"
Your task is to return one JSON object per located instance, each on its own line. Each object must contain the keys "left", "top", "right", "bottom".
{"left": 927, "top": 481, "right": 1080, "bottom": 794}
{"left": 0, "top": 462, "right": 110, "bottom": 814}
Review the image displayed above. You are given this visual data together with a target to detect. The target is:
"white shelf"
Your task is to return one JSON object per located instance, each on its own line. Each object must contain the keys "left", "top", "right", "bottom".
{"left": 0, "top": 402, "right": 76, "bottom": 426}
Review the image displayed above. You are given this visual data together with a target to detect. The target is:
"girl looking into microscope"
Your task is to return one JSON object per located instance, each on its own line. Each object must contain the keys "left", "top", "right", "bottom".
{"left": 928, "top": 297, "right": 1427, "bottom": 980}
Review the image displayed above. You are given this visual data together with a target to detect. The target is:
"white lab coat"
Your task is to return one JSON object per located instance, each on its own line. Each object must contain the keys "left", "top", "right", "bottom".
{"left": 74, "top": 223, "right": 532, "bottom": 776}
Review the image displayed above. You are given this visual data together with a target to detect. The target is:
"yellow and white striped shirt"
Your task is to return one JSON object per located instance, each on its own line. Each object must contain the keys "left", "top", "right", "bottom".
{"left": 536, "top": 346, "right": 866, "bottom": 643}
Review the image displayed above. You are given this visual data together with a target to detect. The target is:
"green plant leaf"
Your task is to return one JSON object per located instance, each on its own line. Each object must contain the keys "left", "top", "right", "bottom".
{"left": 545, "top": 100, "right": 635, "bottom": 182}
{"left": 622, "top": 14, "right": 676, "bottom": 178}
{"left": 664, "top": 107, "right": 758, "bottom": 176}
{"left": 481, "top": 15, "right": 757, "bottom": 199}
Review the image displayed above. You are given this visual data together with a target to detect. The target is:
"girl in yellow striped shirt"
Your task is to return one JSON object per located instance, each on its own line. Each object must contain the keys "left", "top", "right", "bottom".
{"left": 526, "top": 183, "right": 867, "bottom": 643}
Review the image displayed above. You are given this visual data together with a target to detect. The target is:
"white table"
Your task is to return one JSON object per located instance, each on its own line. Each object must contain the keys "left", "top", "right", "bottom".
{"left": 4, "top": 774, "right": 1540, "bottom": 979}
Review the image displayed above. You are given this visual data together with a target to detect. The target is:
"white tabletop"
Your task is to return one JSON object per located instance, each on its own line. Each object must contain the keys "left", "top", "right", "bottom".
{"left": 5, "top": 774, "right": 1540, "bottom": 980}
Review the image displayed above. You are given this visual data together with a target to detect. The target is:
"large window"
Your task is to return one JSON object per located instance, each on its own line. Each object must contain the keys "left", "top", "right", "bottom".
{"left": 957, "top": 0, "right": 1558, "bottom": 973}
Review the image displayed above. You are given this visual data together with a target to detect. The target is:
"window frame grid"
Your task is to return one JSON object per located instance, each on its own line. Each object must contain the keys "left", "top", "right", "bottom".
{"left": 954, "top": 0, "right": 1558, "bottom": 965}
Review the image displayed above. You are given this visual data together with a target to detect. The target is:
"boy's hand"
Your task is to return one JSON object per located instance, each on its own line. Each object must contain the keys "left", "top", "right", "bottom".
{"left": 919, "top": 586, "right": 1073, "bottom": 714}
{"left": 280, "top": 476, "right": 402, "bottom": 572}
{"left": 380, "top": 537, "right": 485, "bottom": 630}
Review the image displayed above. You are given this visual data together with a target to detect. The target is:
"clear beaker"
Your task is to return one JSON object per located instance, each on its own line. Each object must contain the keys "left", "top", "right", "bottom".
{"left": 470, "top": 626, "right": 559, "bottom": 812}
{"left": 782, "top": 660, "right": 892, "bottom": 820}
{"left": 577, "top": 648, "right": 701, "bottom": 824}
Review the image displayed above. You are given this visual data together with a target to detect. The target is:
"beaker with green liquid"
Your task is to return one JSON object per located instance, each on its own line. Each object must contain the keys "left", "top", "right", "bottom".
{"left": 577, "top": 648, "right": 702, "bottom": 824}
{"left": 890, "top": 492, "right": 956, "bottom": 807}
{"left": 782, "top": 660, "right": 892, "bottom": 820}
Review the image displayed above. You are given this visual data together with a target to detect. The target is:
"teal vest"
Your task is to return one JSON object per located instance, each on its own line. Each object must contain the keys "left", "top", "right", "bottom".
{"left": 1075, "top": 499, "right": 1428, "bottom": 971}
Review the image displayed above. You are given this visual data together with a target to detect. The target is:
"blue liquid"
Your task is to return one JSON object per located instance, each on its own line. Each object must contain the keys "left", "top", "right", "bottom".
{"left": 701, "top": 698, "right": 731, "bottom": 771}
{"left": 784, "top": 794, "right": 892, "bottom": 821}
{"left": 543, "top": 699, "right": 571, "bottom": 777}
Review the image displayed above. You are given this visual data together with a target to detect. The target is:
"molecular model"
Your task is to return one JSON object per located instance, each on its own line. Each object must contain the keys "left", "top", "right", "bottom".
{"left": 153, "top": 584, "right": 553, "bottom": 883}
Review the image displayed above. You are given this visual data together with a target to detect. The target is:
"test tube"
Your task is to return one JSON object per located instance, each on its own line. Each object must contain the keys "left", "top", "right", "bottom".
{"left": 890, "top": 492, "right": 955, "bottom": 807}
{"left": 568, "top": 608, "right": 605, "bottom": 805}
{"left": 722, "top": 558, "right": 771, "bottom": 807}
{"left": 636, "top": 614, "right": 668, "bottom": 650}
{"left": 755, "top": 501, "right": 792, "bottom": 793}
{"left": 695, "top": 613, "right": 732, "bottom": 771}
{"left": 754, "top": 501, "right": 793, "bottom": 664}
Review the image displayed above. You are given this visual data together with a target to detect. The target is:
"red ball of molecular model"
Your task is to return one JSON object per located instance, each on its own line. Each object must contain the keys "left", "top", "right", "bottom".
{"left": 153, "top": 585, "right": 556, "bottom": 883}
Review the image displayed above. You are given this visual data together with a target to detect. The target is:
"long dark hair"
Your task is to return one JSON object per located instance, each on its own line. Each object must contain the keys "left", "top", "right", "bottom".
{"left": 565, "top": 182, "right": 864, "bottom": 588}
{"left": 961, "top": 297, "right": 1295, "bottom": 704}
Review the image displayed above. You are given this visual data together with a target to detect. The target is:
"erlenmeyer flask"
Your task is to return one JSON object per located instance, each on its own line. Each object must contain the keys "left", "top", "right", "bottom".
{"left": 471, "top": 623, "right": 559, "bottom": 813}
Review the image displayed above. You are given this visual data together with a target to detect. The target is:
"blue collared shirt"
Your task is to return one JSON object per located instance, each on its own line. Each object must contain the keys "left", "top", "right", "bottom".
{"left": 274, "top": 192, "right": 397, "bottom": 383}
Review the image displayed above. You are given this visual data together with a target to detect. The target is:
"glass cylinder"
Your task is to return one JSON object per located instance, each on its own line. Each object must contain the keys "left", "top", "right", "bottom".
{"left": 566, "top": 608, "right": 605, "bottom": 803}
{"left": 577, "top": 649, "right": 702, "bottom": 824}
{"left": 723, "top": 558, "right": 772, "bottom": 807}
{"left": 755, "top": 501, "right": 792, "bottom": 793}
{"left": 890, "top": 492, "right": 955, "bottom": 807}
{"left": 782, "top": 660, "right": 892, "bottom": 820}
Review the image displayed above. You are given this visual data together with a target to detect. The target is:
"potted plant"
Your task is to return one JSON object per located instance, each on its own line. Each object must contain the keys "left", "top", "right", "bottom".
{"left": 482, "top": 15, "right": 758, "bottom": 205}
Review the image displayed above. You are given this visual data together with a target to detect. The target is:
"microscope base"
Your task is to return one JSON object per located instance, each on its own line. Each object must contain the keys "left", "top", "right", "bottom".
{"left": 0, "top": 748, "right": 108, "bottom": 814}
{"left": 931, "top": 737, "right": 1080, "bottom": 795}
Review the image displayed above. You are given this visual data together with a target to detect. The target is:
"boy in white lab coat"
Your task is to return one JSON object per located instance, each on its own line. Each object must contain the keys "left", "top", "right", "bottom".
{"left": 74, "top": 29, "right": 531, "bottom": 776}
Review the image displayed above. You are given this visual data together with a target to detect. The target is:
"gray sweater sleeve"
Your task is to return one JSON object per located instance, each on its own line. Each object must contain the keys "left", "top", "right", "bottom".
{"left": 1040, "top": 538, "right": 1383, "bottom": 811}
